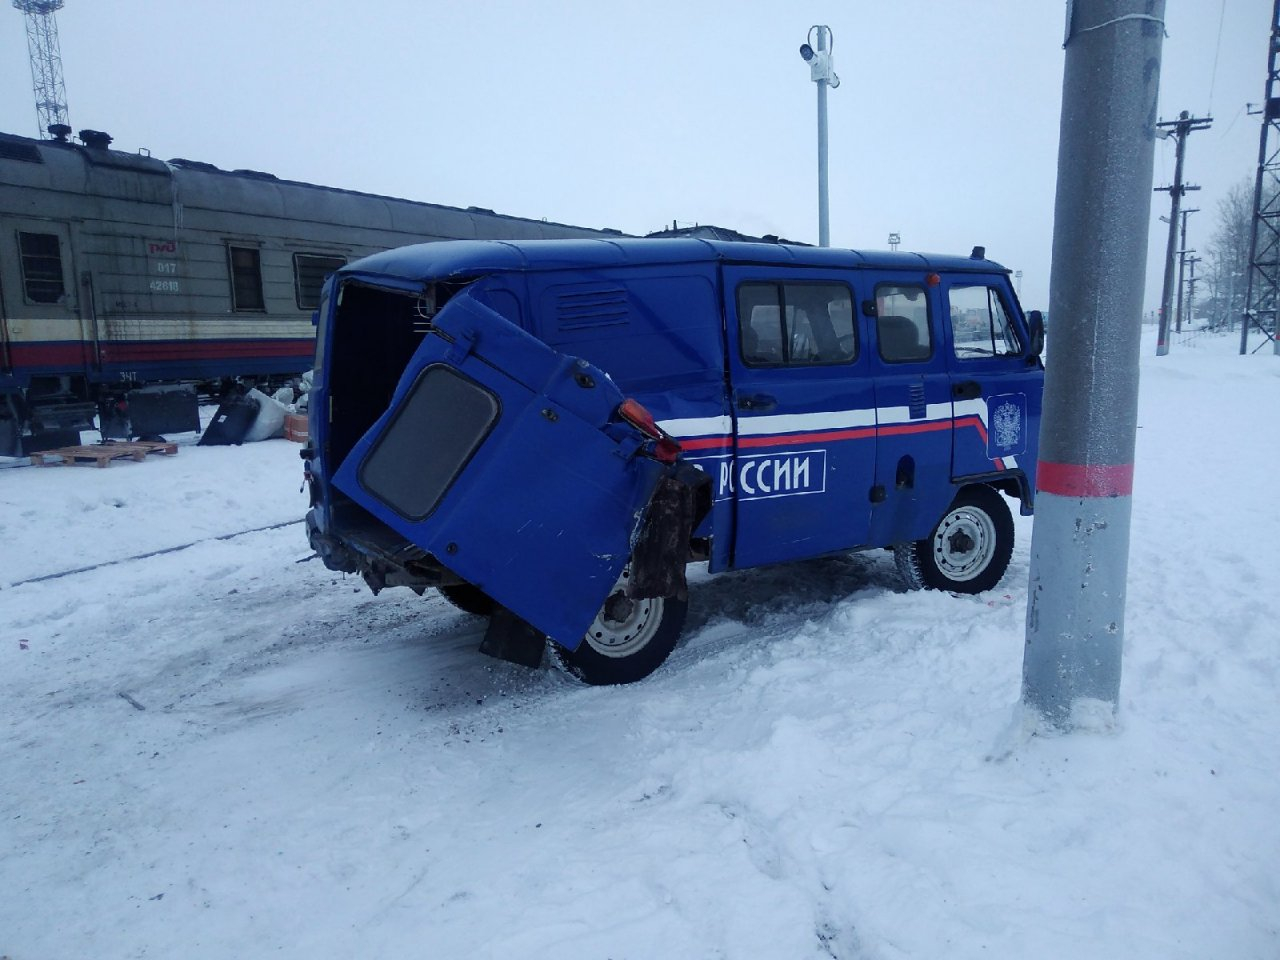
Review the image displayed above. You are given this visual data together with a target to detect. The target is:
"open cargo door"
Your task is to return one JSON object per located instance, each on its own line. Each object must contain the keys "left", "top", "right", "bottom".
{"left": 331, "top": 291, "right": 667, "bottom": 648}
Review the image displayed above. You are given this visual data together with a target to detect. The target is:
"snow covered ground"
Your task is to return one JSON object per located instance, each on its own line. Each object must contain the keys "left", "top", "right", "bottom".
{"left": 1, "top": 329, "right": 1277, "bottom": 959}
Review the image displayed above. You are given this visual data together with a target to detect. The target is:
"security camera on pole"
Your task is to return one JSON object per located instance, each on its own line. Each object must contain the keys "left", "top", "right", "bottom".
{"left": 799, "top": 26, "right": 839, "bottom": 247}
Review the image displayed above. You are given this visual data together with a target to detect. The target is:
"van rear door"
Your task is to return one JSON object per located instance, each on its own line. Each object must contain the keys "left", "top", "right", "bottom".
{"left": 330, "top": 290, "right": 668, "bottom": 648}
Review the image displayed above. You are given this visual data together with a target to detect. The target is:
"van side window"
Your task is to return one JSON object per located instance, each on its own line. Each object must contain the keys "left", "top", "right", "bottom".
{"left": 947, "top": 284, "right": 1022, "bottom": 358}
{"left": 737, "top": 281, "right": 855, "bottom": 367}
{"left": 875, "top": 284, "right": 933, "bottom": 363}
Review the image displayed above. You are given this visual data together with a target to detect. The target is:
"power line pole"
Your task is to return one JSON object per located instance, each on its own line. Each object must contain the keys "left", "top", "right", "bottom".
{"left": 1174, "top": 207, "right": 1198, "bottom": 333}
{"left": 1022, "top": 0, "right": 1165, "bottom": 730}
{"left": 1154, "top": 112, "right": 1211, "bottom": 356}
{"left": 12, "top": 0, "right": 70, "bottom": 139}
{"left": 1175, "top": 248, "right": 1189, "bottom": 333}
{"left": 1186, "top": 254, "right": 1201, "bottom": 330}
{"left": 1240, "top": 0, "right": 1280, "bottom": 355}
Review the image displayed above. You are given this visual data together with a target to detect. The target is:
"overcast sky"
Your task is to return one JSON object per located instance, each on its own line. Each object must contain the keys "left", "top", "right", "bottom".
{"left": 1, "top": 1, "right": 1270, "bottom": 311}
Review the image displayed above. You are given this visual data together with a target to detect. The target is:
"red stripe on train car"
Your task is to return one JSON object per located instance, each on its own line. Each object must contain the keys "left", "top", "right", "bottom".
{"left": 7, "top": 339, "right": 314, "bottom": 368}
{"left": 8, "top": 342, "right": 94, "bottom": 366}
{"left": 99, "top": 339, "right": 314, "bottom": 362}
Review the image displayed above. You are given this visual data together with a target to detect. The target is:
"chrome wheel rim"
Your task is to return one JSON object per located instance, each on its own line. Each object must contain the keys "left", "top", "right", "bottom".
{"left": 932, "top": 506, "right": 996, "bottom": 582}
{"left": 583, "top": 568, "right": 664, "bottom": 658}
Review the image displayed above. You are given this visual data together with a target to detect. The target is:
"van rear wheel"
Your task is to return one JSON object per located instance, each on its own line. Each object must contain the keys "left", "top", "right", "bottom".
{"left": 550, "top": 567, "right": 687, "bottom": 685}
{"left": 895, "top": 485, "right": 1013, "bottom": 594}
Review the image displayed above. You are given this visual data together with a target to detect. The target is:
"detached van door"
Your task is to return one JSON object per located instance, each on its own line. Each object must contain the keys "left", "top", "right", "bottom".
{"left": 940, "top": 275, "right": 1042, "bottom": 491}
{"left": 330, "top": 291, "right": 668, "bottom": 647}
{"left": 723, "top": 267, "right": 876, "bottom": 568}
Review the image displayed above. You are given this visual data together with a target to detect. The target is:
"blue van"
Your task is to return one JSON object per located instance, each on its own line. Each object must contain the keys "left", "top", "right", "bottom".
{"left": 302, "top": 239, "right": 1044, "bottom": 684}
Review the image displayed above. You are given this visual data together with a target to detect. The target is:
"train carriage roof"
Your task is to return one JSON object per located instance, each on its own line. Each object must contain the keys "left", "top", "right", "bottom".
{"left": 0, "top": 130, "right": 619, "bottom": 239}
{"left": 2, "top": 130, "right": 1009, "bottom": 274}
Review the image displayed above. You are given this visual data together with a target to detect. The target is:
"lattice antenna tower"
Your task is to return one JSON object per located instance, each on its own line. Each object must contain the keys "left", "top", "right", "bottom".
{"left": 1241, "top": 0, "right": 1280, "bottom": 354}
{"left": 13, "top": 0, "right": 70, "bottom": 139}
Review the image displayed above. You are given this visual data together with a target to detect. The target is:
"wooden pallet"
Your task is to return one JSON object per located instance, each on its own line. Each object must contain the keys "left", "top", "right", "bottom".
{"left": 29, "top": 440, "right": 179, "bottom": 468}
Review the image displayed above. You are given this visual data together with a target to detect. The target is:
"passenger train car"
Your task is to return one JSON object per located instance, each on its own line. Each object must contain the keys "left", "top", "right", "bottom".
{"left": 0, "top": 128, "right": 621, "bottom": 455}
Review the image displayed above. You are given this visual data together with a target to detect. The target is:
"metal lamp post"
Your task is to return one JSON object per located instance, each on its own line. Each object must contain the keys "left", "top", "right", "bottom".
{"left": 799, "top": 26, "right": 839, "bottom": 247}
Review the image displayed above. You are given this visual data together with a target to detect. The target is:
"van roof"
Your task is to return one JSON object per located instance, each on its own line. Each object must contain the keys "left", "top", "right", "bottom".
{"left": 343, "top": 238, "right": 1009, "bottom": 282}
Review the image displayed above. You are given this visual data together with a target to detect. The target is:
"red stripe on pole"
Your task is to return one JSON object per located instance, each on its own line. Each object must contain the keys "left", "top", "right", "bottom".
{"left": 1037, "top": 460, "right": 1134, "bottom": 497}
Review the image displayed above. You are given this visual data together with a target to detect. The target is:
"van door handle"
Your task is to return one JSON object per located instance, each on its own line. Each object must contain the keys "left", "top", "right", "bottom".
{"left": 737, "top": 393, "right": 777, "bottom": 412}
{"left": 952, "top": 380, "right": 982, "bottom": 400}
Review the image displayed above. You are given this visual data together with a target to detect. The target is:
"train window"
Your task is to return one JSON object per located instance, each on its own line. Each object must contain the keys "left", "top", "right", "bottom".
{"left": 17, "top": 232, "right": 65, "bottom": 304}
{"left": 293, "top": 254, "right": 346, "bottom": 310}
{"left": 227, "top": 245, "right": 265, "bottom": 311}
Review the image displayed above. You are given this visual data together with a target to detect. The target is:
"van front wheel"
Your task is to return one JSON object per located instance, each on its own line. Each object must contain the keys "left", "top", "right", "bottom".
{"left": 550, "top": 568, "right": 687, "bottom": 685}
{"left": 895, "top": 486, "right": 1013, "bottom": 594}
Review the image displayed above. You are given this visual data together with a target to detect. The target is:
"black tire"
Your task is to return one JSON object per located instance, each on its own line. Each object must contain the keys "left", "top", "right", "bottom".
{"left": 894, "top": 485, "right": 1013, "bottom": 594}
{"left": 438, "top": 582, "right": 496, "bottom": 617}
{"left": 550, "top": 567, "right": 687, "bottom": 686}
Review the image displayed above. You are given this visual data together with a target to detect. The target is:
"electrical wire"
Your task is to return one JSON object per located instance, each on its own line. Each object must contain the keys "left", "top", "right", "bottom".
{"left": 1207, "top": 0, "right": 1228, "bottom": 115}
{"left": 1217, "top": 101, "right": 1248, "bottom": 140}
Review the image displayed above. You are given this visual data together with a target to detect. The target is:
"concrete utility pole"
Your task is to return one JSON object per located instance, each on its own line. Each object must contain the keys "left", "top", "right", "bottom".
{"left": 799, "top": 26, "right": 839, "bottom": 247}
{"left": 1022, "top": 0, "right": 1165, "bottom": 730}
{"left": 1186, "top": 254, "right": 1201, "bottom": 329}
{"left": 1154, "top": 112, "right": 1211, "bottom": 355}
{"left": 1173, "top": 207, "right": 1197, "bottom": 333}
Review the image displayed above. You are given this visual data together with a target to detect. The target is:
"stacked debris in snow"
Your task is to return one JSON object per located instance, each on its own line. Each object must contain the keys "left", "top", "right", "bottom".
{"left": 199, "top": 373, "right": 313, "bottom": 446}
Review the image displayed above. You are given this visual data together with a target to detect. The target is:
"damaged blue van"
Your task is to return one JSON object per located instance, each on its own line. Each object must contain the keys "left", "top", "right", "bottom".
{"left": 302, "top": 239, "right": 1044, "bottom": 684}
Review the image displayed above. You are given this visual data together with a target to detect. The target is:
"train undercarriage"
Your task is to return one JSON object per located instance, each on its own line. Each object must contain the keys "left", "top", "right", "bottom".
{"left": 0, "top": 373, "right": 301, "bottom": 457}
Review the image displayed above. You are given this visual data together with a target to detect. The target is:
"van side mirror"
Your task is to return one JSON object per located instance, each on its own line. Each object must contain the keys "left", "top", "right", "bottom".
{"left": 1027, "top": 310, "right": 1045, "bottom": 358}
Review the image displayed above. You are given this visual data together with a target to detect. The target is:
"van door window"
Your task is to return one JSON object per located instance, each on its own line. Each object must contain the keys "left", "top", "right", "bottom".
{"left": 736, "top": 282, "right": 855, "bottom": 366}
{"left": 947, "top": 284, "right": 1022, "bottom": 359}
{"left": 874, "top": 284, "right": 933, "bottom": 362}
